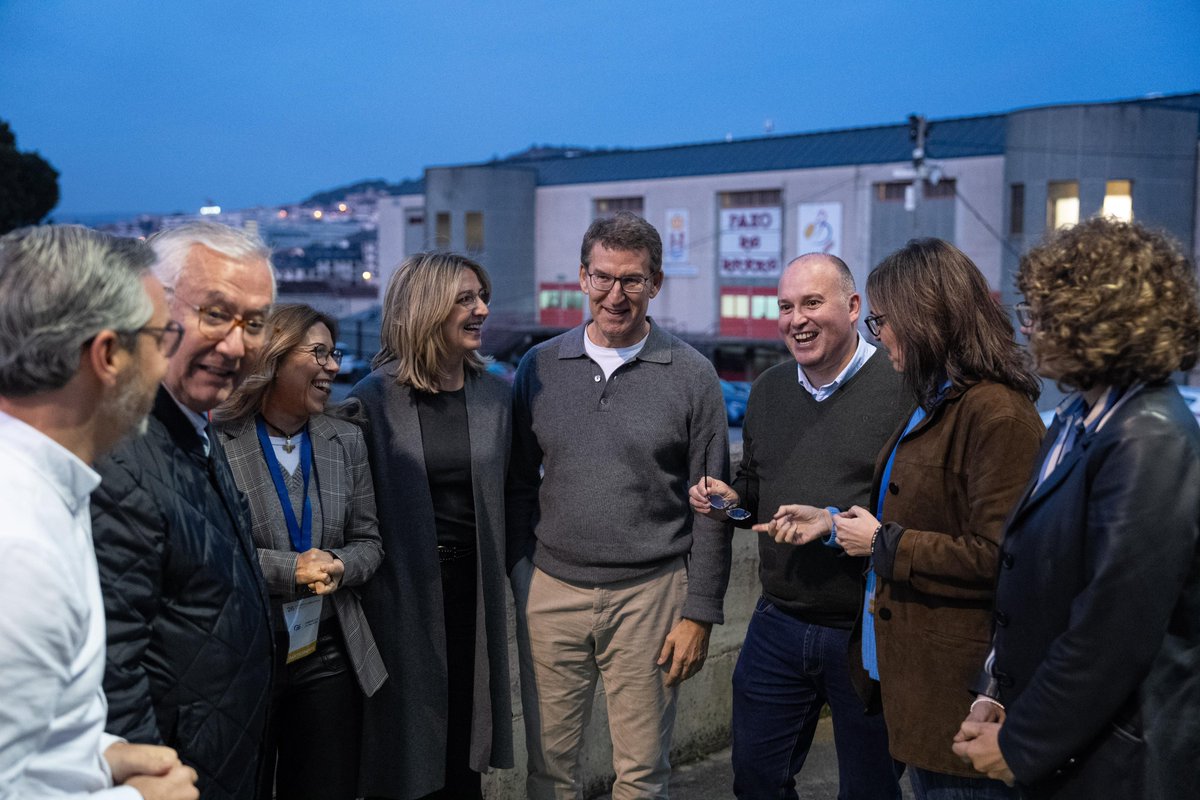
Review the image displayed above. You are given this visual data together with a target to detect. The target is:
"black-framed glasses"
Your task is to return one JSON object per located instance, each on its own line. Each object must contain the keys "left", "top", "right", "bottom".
{"left": 1014, "top": 302, "right": 1034, "bottom": 328}
{"left": 585, "top": 271, "right": 653, "bottom": 295}
{"left": 865, "top": 313, "right": 887, "bottom": 338}
{"left": 169, "top": 292, "right": 268, "bottom": 341}
{"left": 134, "top": 321, "right": 185, "bottom": 357}
{"left": 702, "top": 433, "right": 750, "bottom": 521}
{"left": 302, "top": 344, "right": 343, "bottom": 368}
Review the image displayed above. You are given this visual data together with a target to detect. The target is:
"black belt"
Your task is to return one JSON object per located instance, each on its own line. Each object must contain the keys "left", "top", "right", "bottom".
{"left": 437, "top": 544, "right": 476, "bottom": 563}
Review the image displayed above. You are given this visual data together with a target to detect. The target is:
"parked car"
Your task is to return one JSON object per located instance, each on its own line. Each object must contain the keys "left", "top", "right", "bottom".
{"left": 334, "top": 343, "right": 371, "bottom": 383}
{"left": 486, "top": 360, "right": 517, "bottom": 384}
{"left": 721, "top": 380, "right": 751, "bottom": 426}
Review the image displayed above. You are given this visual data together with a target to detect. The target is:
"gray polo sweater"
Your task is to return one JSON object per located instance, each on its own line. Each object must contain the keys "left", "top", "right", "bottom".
{"left": 507, "top": 321, "right": 732, "bottom": 624}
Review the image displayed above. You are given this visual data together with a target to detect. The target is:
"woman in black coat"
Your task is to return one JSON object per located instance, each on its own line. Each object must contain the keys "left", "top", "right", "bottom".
{"left": 350, "top": 252, "right": 513, "bottom": 800}
{"left": 953, "top": 217, "right": 1200, "bottom": 800}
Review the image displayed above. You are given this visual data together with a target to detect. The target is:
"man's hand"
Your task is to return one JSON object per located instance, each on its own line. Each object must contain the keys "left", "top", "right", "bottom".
{"left": 103, "top": 742, "right": 177, "bottom": 784}
{"left": 657, "top": 618, "right": 712, "bottom": 687}
{"left": 125, "top": 763, "right": 200, "bottom": 800}
{"left": 952, "top": 720, "right": 1015, "bottom": 785}
{"left": 832, "top": 506, "right": 880, "bottom": 557}
{"left": 687, "top": 477, "right": 739, "bottom": 520}
{"left": 752, "top": 504, "right": 832, "bottom": 545}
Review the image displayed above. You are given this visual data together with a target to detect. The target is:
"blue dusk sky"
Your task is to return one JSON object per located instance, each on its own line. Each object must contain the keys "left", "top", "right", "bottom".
{"left": 1, "top": 0, "right": 1197, "bottom": 218}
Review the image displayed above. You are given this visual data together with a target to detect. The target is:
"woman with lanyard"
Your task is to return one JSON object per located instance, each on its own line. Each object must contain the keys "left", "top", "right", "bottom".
{"left": 351, "top": 252, "right": 513, "bottom": 800}
{"left": 953, "top": 218, "right": 1200, "bottom": 798}
{"left": 215, "top": 303, "right": 386, "bottom": 800}
{"left": 760, "top": 239, "right": 1043, "bottom": 798}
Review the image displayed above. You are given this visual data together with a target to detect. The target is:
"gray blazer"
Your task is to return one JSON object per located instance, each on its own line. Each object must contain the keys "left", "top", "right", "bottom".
{"left": 218, "top": 413, "right": 387, "bottom": 696}
{"left": 350, "top": 365, "right": 514, "bottom": 800}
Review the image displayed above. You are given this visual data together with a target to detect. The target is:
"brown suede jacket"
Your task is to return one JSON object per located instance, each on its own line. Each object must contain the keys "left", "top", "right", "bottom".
{"left": 850, "top": 380, "right": 1044, "bottom": 776}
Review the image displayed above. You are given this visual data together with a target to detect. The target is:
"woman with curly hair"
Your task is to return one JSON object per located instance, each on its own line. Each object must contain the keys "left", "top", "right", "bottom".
{"left": 760, "top": 238, "right": 1044, "bottom": 798}
{"left": 954, "top": 217, "right": 1200, "bottom": 799}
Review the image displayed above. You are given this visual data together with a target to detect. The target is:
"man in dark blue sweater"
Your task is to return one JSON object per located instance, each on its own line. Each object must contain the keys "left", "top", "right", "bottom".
{"left": 691, "top": 253, "right": 911, "bottom": 800}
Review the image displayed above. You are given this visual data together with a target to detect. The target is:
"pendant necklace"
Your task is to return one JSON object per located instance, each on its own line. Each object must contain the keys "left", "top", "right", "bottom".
{"left": 263, "top": 416, "right": 305, "bottom": 454}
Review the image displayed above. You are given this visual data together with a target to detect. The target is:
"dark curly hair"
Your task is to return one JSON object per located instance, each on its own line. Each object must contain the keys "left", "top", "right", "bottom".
{"left": 1018, "top": 217, "right": 1200, "bottom": 391}
{"left": 868, "top": 238, "right": 1039, "bottom": 408}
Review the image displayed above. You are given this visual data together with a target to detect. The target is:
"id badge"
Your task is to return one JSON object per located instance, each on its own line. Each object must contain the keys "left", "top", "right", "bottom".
{"left": 282, "top": 595, "right": 323, "bottom": 663}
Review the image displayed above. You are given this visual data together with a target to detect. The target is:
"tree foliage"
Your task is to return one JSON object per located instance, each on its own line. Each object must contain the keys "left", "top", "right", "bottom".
{"left": 0, "top": 119, "right": 60, "bottom": 234}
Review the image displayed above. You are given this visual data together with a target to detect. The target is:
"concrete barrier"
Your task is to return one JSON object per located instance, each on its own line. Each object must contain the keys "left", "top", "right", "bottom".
{"left": 484, "top": 523, "right": 761, "bottom": 799}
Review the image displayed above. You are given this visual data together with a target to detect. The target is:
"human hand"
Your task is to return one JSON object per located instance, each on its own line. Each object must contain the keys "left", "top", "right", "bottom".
{"left": 310, "top": 556, "right": 345, "bottom": 595}
{"left": 964, "top": 695, "right": 1006, "bottom": 725}
{"left": 295, "top": 548, "right": 333, "bottom": 586}
{"left": 657, "top": 618, "right": 712, "bottom": 687}
{"left": 103, "top": 742, "right": 178, "bottom": 784}
{"left": 833, "top": 506, "right": 880, "bottom": 557}
{"left": 952, "top": 720, "right": 1014, "bottom": 785}
{"left": 688, "top": 477, "right": 739, "bottom": 520}
{"left": 752, "top": 504, "right": 831, "bottom": 545}
{"left": 124, "top": 762, "right": 199, "bottom": 800}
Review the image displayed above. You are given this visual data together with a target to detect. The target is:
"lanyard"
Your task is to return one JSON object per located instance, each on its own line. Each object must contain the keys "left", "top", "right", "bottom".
{"left": 255, "top": 416, "right": 313, "bottom": 553}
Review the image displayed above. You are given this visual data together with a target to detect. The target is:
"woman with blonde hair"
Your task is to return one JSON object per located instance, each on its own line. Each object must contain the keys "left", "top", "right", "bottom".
{"left": 214, "top": 303, "right": 386, "bottom": 800}
{"left": 351, "top": 252, "right": 513, "bottom": 800}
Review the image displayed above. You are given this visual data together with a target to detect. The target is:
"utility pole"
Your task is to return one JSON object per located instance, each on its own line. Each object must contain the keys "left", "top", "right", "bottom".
{"left": 894, "top": 113, "right": 943, "bottom": 212}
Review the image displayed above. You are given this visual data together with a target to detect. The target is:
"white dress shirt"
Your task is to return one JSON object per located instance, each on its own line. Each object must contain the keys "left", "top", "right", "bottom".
{"left": 0, "top": 411, "right": 139, "bottom": 799}
{"left": 797, "top": 333, "right": 878, "bottom": 401}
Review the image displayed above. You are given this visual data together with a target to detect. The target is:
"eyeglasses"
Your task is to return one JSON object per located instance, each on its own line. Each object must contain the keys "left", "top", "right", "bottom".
{"left": 585, "top": 271, "right": 654, "bottom": 295}
{"left": 301, "top": 344, "right": 343, "bottom": 367}
{"left": 171, "top": 294, "right": 268, "bottom": 341}
{"left": 1014, "top": 302, "right": 1034, "bottom": 328}
{"left": 702, "top": 433, "right": 750, "bottom": 521}
{"left": 864, "top": 313, "right": 888, "bottom": 338}
{"left": 455, "top": 290, "right": 490, "bottom": 309}
{"left": 134, "top": 321, "right": 185, "bottom": 357}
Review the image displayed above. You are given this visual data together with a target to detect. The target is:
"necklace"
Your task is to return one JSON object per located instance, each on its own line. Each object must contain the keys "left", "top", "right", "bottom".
{"left": 262, "top": 415, "right": 305, "bottom": 454}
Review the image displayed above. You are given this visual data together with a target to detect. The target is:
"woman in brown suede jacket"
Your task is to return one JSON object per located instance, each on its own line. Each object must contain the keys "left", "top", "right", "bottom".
{"left": 760, "top": 239, "right": 1043, "bottom": 799}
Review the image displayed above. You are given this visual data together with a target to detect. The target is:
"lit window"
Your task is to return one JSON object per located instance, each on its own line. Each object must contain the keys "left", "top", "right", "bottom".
{"left": 721, "top": 293, "right": 752, "bottom": 318}
{"left": 721, "top": 295, "right": 738, "bottom": 317}
{"left": 594, "top": 197, "right": 644, "bottom": 218}
{"left": 1047, "top": 181, "right": 1079, "bottom": 230}
{"left": 1102, "top": 180, "right": 1132, "bottom": 221}
{"left": 466, "top": 211, "right": 484, "bottom": 251}
{"left": 539, "top": 290, "right": 560, "bottom": 309}
{"left": 751, "top": 295, "right": 778, "bottom": 319}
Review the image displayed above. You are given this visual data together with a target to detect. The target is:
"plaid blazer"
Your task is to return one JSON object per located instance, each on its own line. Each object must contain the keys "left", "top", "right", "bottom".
{"left": 218, "top": 412, "right": 387, "bottom": 696}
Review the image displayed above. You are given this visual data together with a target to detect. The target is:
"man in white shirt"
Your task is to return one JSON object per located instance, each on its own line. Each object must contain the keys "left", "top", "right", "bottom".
{"left": 0, "top": 225, "right": 197, "bottom": 799}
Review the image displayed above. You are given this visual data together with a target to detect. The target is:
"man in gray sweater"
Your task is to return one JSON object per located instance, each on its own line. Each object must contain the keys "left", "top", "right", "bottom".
{"left": 508, "top": 212, "right": 731, "bottom": 800}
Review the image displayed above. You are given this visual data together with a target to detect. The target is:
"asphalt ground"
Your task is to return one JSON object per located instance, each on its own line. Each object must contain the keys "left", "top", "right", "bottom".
{"left": 592, "top": 716, "right": 916, "bottom": 800}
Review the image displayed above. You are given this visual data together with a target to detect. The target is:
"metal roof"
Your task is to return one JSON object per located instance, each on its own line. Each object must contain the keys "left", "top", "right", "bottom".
{"left": 458, "top": 92, "right": 1200, "bottom": 188}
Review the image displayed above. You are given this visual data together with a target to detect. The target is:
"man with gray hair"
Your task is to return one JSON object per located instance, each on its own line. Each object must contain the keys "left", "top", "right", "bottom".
{"left": 0, "top": 225, "right": 197, "bottom": 799}
{"left": 91, "top": 221, "right": 276, "bottom": 800}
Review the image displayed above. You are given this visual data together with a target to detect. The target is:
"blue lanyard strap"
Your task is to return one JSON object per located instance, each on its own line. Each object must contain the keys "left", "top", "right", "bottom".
{"left": 255, "top": 416, "right": 313, "bottom": 553}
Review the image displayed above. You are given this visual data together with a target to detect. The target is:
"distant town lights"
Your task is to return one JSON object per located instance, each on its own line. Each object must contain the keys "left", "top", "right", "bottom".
{"left": 312, "top": 209, "right": 323, "bottom": 219}
{"left": 199, "top": 205, "right": 221, "bottom": 216}
{"left": 338, "top": 203, "right": 348, "bottom": 212}
{"left": 278, "top": 209, "right": 288, "bottom": 218}
{"left": 361, "top": 271, "right": 373, "bottom": 281}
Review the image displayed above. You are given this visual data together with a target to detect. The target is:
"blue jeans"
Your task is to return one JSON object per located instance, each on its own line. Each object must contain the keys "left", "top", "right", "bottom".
{"left": 907, "top": 766, "right": 1019, "bottom": 800}
{"left": 732, "top": 597, "right": 902, "bottom": 800}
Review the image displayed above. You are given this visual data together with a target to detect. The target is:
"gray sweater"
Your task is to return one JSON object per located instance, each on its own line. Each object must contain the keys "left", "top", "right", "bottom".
{"left": 507, "top": 321, "right": 732, "bottom": 624}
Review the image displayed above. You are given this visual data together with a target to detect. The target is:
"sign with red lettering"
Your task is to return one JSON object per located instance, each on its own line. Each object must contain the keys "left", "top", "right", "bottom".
{"left": 719, "top": 207, "right": 782, "bottom": 277}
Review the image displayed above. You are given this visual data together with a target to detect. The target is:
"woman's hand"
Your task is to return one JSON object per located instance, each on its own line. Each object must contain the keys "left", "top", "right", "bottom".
{"left": 833, "top": 506, "right": 880, "bottom": 556}
{"left": 752, "top": 504, "right": 832, "bottom": 545}
{"left": 295, "top": 548, "right": 344, "bottom": 594}
{"left": 688, "top": 476, "right": 739, "bottom": 520}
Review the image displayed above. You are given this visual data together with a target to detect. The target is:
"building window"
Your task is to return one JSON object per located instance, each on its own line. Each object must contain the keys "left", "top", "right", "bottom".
{"left": 406, "top": 213, "right": 425, "bottom": 226}
{"left": 923, "top": 179, "right": 955, "bottom": 199}
{"left": 875, "top": 182, "right": 909, "bottom": 202}
{"left": 435, "top": 212, "right": 451, "bottom": 247}
{"left": 1102, "top": 180, "right": 1133, "bottom": 221}
{"left": 466, "top": 211, "right": 484, "bottom": 252}
{"left": 594, "top": 197, "right": 644, "bottom": 218}
{"left": 1047, "top": 181, "right": 1079, "bottom": 230}
{"left": 1009, "top": 184, "right": 1025, "bottom": 236}
{"left": 720, "top": 189, "right": 781, "bottom": 208}
{"left": 538, "top": 281, "right": 585, "bottom": 327}
{"left": 751, "top": 294, "right": 779, "bottom": 320}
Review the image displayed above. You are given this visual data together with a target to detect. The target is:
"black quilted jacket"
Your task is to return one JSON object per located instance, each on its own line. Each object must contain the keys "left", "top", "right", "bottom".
{"left": 92, "top": 387, "right": 274, "bottom": 800}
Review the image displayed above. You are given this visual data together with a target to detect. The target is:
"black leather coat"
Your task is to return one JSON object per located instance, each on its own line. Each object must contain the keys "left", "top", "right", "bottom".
{"left": 987, "top": 382, "right": 1200, "bottom": 799}
{"left": 92, "top": 388, "right": 274, "bottom": 800}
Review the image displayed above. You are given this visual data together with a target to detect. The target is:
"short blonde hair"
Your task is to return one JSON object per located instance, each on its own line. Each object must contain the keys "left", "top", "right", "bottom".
{"left": 1018, "top": 217, "right": 1200, "bottom": 390}
{"left": 375, "top": 252, "right": 491, "bottom": 392}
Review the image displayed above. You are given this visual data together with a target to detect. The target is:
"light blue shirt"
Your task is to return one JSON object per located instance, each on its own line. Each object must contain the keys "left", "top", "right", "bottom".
{"left": 797, "top": 334, "right": 877, "bottom": 402}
